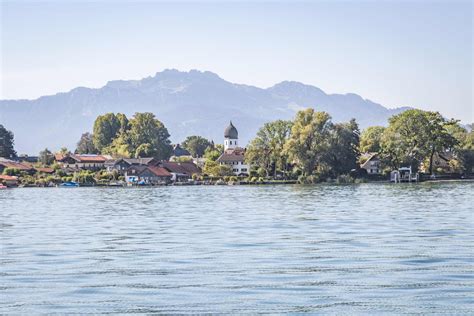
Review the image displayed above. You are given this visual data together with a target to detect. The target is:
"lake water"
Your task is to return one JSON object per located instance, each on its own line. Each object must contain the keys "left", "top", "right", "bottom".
{"left": 1, "top": 182, "right": 473, "bottom": 314}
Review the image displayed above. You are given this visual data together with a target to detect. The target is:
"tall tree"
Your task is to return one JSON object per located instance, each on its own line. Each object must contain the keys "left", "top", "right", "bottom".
{"left": 92, "top": 113, "right": 128, "bottom": 151}
{"left": 103, "top": 132, "right": 132, "bottom": 158}
{"left": 323, "top": 119, "right": 360, "bottom": 176}
{"left": 359, "top": 126, "right": 385, "bottom": 153}
{"left": 128, "top": 112, "right": 172, "bottom": 160}
{"left": 445, "top": 123, "right": 474, "bottom": 174}
{"left": 203, "top": 144, "right": 224, "bottom": 161}
{"left": 75, "top": 133, "right": 98, "bottom": 154}
{"left": 39, "top": 148, "right": 54, "bottom": 165}
{"left": 0, "top": 124, "right": 16, "bottom": 159}
{"left": 245, "top": 120, "right": 292, "bottom": 177}
{"left": 181, "top": 136, "right": 213, "bottom": 157}
{"left": 381, "top": 109, "right": 457, "bottom": 172}
{"left": 284, "top": 109, "right": 332, "bottom": 176}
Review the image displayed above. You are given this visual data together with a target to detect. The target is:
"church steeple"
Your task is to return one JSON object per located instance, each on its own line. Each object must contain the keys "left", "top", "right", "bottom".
{"left": 224, "top": 121, "right": 238, "bottom": 150}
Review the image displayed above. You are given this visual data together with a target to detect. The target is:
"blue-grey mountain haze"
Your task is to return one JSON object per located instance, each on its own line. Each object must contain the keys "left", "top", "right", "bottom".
{"left": 0, "top": 69, "right": 411, "bottom": 154}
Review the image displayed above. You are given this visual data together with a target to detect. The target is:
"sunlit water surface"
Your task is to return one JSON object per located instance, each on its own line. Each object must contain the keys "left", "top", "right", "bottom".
{"left": 1, "top": 182, "right": 473, "bottom": 314}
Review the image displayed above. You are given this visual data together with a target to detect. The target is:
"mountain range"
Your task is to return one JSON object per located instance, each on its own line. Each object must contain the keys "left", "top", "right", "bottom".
{"left": 0, "top": 69, "right": 411, "bottom": 154}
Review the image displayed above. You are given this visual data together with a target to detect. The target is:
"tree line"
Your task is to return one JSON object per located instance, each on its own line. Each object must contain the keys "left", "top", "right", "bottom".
{"left": 1, "top": 108, "right": 473, "bottom": 182}
{"left": 245, "top": 108, "right": 473, "bottom": 182}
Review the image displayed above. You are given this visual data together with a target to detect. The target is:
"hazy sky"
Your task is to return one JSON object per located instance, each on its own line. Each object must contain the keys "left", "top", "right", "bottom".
{"left": 1, "top": 0, "right": 472, "bottom": 121}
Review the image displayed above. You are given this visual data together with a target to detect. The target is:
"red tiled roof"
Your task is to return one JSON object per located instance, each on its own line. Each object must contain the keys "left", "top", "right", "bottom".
{"left": 179, "top": 162, "right": 201, "bottom": 174}
{"left": 0, "top": 160, "right": 34, "bottom": 171}
{"left": 216, "top": 147, "right": 246, "bottom": 163}
{"left": 35, "top": 167, "right": 55, "bottom": 173}
{"left": 55, "top": 153, "right": 66, "bottom": 161}
{"left": 161, "top": 162, "right": 200, "bottom": 175}
{"left": 72, "top": 155, "right": 107, "bottom": 163}
{"left": 161, "top": 162, "right": 188, "bottom": 174}
{"left": 148, "top": 166, "right": 172, "bottom": 177}
{"left": 0, "top": 175, "right": 18, "bottom": 181}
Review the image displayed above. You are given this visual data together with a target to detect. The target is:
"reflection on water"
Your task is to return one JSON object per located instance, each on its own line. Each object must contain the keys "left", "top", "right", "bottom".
{"left": 1, "top": 183, "right": 473, "bottom": 314}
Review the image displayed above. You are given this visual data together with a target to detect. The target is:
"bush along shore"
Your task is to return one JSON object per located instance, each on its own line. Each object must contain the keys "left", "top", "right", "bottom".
{"left": 1, "top": 108, "right": 473, "bottom": 188}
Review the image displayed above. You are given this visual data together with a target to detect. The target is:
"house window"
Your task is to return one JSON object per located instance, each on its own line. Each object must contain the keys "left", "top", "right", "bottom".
{"left": 241, "top": 168, "right": 247, "bottom": 172}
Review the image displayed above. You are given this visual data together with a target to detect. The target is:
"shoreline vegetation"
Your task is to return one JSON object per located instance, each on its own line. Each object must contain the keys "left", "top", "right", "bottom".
{"left": 1, "top": 108, "right": 473, "bottom": 188}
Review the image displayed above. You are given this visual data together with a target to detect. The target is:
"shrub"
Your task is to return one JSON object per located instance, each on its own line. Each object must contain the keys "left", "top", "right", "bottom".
{"left": 336, "top": 174, "right": 354, "bottom": 184}
{"left": 55, "top": 169, "right": 67, "bottom": 177}
{"left": 297, "top": 174, "right": 321, "bottom": 184}
{"left": 73, "top": 170, "right": 96, "bottom": 184}
{"left": 20, "top": 175, "right": 35, "bottom": 185}
{"left": 3, "top": 168, "right": 21, "bottom": 176}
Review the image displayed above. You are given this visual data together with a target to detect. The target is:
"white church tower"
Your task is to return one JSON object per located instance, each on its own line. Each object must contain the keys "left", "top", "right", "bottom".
{"left": 224, "top": 121, "right": 238, "bottom": 150}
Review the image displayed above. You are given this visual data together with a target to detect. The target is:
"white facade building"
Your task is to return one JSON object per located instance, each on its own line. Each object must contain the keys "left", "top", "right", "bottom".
{"left": 217, "top": 121, "right": 251, "bottom": 176}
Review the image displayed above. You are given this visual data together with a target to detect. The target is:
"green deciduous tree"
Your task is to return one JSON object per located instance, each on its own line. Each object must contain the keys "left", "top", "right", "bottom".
{"left": 127, "top": 112, "right": 172, "bottom": 160}
{"left": 181, "top": 136, "right": 213, "bottom": 158}
{"left": 323, "top": 119, "right": 360, "bottom": 176}
{"left": 245, "top": 120, "right": 292, "bottom": 177}
{"left": 203, "top": 160, "right": 233, "bottom": 177}
{"left": 359, "top": 126, "right": 385, "bottom": 153}
{"left": 0, "top": 124, "right": 16, "bottom": 159}
{"left": 75, "top": 132, "right": 98, "bottom": 154}
{"left": 102, "top": 132, "right": 132, "bottom": 158}
{"left": 134, "top": 143, "right": 155, "bottom": 158}
{"left": 92, "top": 113, "right": 129, "bottom": 151}
{"left": 381, "top": 109, "right": 458, "bottom": 173}
{"left": 203, "top": 144, "right": 224, "bottom": 161}
{"left": 445, "top": 123, "right": 474, "bottom": 174}
{"left": 284, "top": 109, "right": 332, "bottom": 176}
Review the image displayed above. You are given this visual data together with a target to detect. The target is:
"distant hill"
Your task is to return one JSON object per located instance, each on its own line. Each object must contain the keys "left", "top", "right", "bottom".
{"left": 0, "top": 69, "right": 411, "bottom": 154}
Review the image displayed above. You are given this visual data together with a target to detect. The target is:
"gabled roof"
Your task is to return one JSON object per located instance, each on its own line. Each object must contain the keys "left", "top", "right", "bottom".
{"left": 178, "top": 162, "right": 201, "bottom": 174}
{"left": 123, "top": 157, "right": 156, "bottom": 166}
{"left": 57, "top": 154, "right": 107, "bottom": 163}
{"left": 217, "top": 147, "right": 246, "bottom": 162}
{"left": 0, "top": 158, "right": 34, "bottom": 171}
{"left": 35, "top": 167, "right": 55, "bottom": 174}
{"left": 147, "top": 166, "right": 172, "bottom": 177}
{"left": 360, "top": 153, "right": 379, "bottom": 169}
{"left": 54, "top": 153, "right": 67, "bottom": 161}
{"left": 0, "top": 175, "right": 18, "bottom": 181}
{"left": 172, "top": 144, "right": 191, "bottom": 157}
{"left": 438, "top": 151, "right": 454, "bottom": 161}
{"left": 127, "top": 165, "right": 172, "bottom": 177}
{"left": 160, "top": 161, "right": 201, "bottom": 175}
{"left": 72, "top": 154, "right": 107, "bottom": 163}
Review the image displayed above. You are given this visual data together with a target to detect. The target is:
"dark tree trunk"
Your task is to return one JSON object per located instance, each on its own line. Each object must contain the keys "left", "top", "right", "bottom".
{"left": 429, "top": 148, "right": 435, "bottom": 175}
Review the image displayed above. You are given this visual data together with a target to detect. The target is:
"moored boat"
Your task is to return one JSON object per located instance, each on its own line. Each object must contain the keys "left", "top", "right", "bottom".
{"left": 59, "top": 181, "right": 79, "bottom": 187}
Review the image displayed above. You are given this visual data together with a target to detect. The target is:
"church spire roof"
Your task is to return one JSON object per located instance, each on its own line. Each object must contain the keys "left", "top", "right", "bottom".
{"left": 224, "top": 121, "right": 238, "bottom": 139}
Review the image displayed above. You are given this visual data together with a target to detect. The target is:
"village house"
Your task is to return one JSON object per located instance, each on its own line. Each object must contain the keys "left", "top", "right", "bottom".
{"left": 124, "top": 165, "right": 172, "bottom": 185}
{"left": 0, "top": 175, "right": 19, "bottom": 187}
{"left": 0, "top": 158, "right": 35, "bottom": 174}
{"left": 170, "top": 144, "right": 192, "bottom": 160}
{"left": 107, "top": 157, "right": 158, "bottom": 174}
{"left": 360, "top": 153, "right": 382, "bottom": 175}
{"left": 420, "top": 152, "right": 457, "bottom": 174}
{"left": 216, "top": 121, "right": 250, "bottom": 176}
{"left": 159, "top": 161, "right": 201, "bottom": 182}
{"left": 55, "top": 154, "right": 107, "bottom": 170}
{"left": 16, "top": 155, "right": 39, "bottom": 164}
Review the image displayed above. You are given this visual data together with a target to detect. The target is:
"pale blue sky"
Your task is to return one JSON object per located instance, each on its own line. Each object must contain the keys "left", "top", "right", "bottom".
{"left": 1, "top": 0, "right": 473, "bottom": 121}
